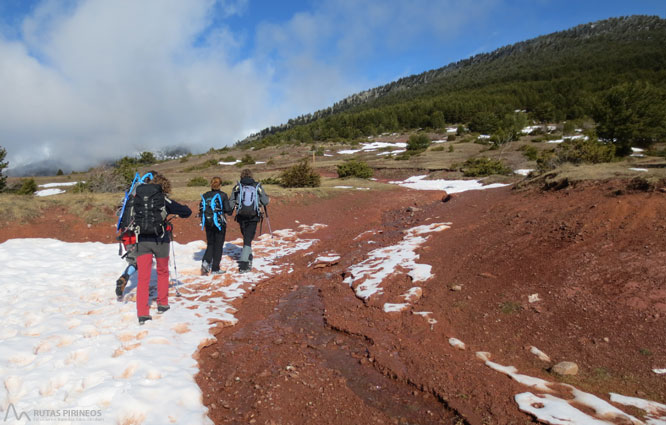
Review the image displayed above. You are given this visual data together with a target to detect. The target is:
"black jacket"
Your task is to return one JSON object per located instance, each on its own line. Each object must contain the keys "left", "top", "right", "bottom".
{"left": 199, "top": 189, "right": 233, "bottom": 226}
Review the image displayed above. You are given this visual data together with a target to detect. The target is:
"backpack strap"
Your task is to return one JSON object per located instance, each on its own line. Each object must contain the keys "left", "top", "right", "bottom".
{"left": 234, "top": 181, "right": 242, "bottom": 211}
{"left": 254, "top": 183, "right": 262, "bottom": 215}
{"left": 116, "top": 172, "right": 141, "bottom": 231}
{"left": 200, "top": 194, "right": 207, "bottom": 230}
{"left": 211, "top": 193, "right": 224, "bottom": 230}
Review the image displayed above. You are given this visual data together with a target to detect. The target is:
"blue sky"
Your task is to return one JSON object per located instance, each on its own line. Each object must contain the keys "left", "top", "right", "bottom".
{"left": 0, "top": 0, "right": 664, "bottom": 170}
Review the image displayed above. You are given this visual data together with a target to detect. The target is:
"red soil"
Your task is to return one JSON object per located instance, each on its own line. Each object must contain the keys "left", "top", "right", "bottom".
{"left": 2, "top": 181, "right": 664, "bottom": 424}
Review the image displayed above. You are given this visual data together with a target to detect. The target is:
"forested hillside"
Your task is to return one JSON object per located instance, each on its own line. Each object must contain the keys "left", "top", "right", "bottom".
{"left": 240, "top": 15, "right": 666, "bottom": 150}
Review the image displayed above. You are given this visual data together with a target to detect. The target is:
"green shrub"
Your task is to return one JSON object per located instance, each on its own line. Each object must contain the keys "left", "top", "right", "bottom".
{"left": 337, "top": 159, "right": 373, "bottom": 179}
{"left": 187, "top": 176, "right": 209, "bottom": 187}
{"left": 430, "top": 145, "right": 445, "bottom": 152}
{"left": 72, "top": 181, "right": 91, "bottom": 193}
{"left": 17, "top": 178, "right": 37, "bottom": 195}
{"left": 184, "top": 158, "right": 218, "bottom": 172}
{"left": 220, "top": 155, "right": 236, "bottom": 163}
{"left": 448, "top": 144, "right": 454, "bottom": 153}
{"left": 537, "top": 137, "right": 616, "bottom": 171}
{"left": 280, "top": 159, "right": 321, "bottom": 187}
{"left": 407, "top": 134, "right": 431, "bottom": 151}
{"left": 260, "top": 176, "right": 282, "bottom": 185}
{"left": 393, "top": 151, "right": 414, "bottom": 161}
{"left": 238, "top": 154, "right": 255, "bottom": 166}
{"left": 461, "top": 157, "right": 512, "bottom": 177}
{"left": 519, "top": 145, "right": 539, "bottom": 161}
{"left": 647, "top": 147, "right": 666, "bottom": 158}
{"left": 447, "top": 134, "right": 456, "bottom": 141}
{"left": 138, "top": 151, "right": 157, "bottom": 164}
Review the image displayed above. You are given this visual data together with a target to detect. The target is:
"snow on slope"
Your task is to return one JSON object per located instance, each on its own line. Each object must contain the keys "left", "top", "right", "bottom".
{"left": 0, "top": 224, "right": 324, "bottom": 425}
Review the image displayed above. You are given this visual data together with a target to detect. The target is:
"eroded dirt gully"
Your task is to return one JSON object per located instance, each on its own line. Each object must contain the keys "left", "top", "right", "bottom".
{"left": 195, "top": 181, "right": 666, "bottom": 425}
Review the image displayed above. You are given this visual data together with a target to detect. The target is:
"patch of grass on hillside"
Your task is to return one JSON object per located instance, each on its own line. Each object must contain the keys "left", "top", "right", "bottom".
{"left": 184, "top": 158, "right": 218, "bottom": 172}
{"left": 187, "top": 176, "right": 208, "bottom": 187}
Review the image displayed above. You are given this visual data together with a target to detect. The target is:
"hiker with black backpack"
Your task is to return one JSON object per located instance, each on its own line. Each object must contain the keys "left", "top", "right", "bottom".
{"left": 230, "top": 169, "right": 269, "bottom": 273}
{"left": 199, "top": 176, "right": 233, "bottom": 275}
{"left": 131, "top": 173, "right": 191, "bottom": 324}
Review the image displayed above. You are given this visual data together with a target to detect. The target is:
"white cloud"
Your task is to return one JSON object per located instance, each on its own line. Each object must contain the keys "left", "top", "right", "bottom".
{"left": 2, "top": 0, "right": 270, "bottom": 170}
{"left": 253, "top": 0, "right": 499, "bottom": 116}
{"left": 0, "top": 0, "right": 499, "bottom": 172}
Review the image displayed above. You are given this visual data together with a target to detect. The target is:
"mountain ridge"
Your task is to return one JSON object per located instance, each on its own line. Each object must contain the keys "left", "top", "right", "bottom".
{"left": 239, "top": 15, "right": 666, "bottom": 146}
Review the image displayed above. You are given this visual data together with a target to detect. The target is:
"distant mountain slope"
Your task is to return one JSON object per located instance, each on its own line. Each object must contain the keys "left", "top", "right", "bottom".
{"left": 240, "top": 15, "right": 666, "bottom": 147}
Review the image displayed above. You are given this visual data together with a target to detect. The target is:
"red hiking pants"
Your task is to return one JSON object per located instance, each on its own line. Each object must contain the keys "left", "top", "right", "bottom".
{"left": 136, "top": 254, "right": 170, "bottom": 317}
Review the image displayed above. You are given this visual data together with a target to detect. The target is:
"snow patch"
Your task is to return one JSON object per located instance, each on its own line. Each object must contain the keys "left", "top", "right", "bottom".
{"left": 389, "top": 175, "right": 508, "bottom": 193}
{"left": 339, "top": 141, "right": 407, "bottom": 155}
{"left": 514, "top": 169, "right": 534, "bottom": 176}
{"left": 0, "top": 224, "right": 325, "bottom": 425}
{"left": 38, "top": 182, "right": 81, "bottom": 188}
{"left": 35, "top": 188, "right": 66, "bottom": 197}
{"left": 486, "top": 358, "right": 658, "bottom": 424}
{"left": 344, "top": 223, "right": 449, "bottom": 300}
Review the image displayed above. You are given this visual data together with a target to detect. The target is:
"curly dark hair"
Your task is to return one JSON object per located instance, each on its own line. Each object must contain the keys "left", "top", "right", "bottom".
{"left": 152, "top": 174, "right": 171, "bottom": 194}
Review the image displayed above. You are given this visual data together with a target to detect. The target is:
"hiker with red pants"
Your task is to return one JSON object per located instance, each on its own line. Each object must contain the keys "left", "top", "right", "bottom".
{"left": 133, "top": 173, "right": 191, "bottom": 325}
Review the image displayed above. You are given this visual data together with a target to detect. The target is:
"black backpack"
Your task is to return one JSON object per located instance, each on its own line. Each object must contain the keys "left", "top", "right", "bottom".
{"left": 200, "top": 191, "right": 225, "bottom": 230}
{"left": 235, "top": 182, "right": 261, "bottom": 219}
{"left": 132, "top": 183, "right": 166, "bottom": 236}
{"left": 116, "top": 172, "right": 154, "bottom": 232}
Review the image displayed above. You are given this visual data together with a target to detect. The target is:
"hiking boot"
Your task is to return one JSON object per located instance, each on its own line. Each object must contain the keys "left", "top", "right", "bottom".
{"left": 211, "top": 269, "right": 226, "bottom": 275}
{"left": 116, "top": 274, "right": 129, "bottom": 298}
{"left": 157, "top": 304, "right": 170, "bottom": 314}
{"left": 248, "top": 254, "right": 253, "bottom": 268}
{"left": 238, "top": 261, "right": 251, "bottom": 274}
{"left": 201, "top": 260, "right": 211, "bottom": 276}
{"left": 138, "top": 315, "right": 152, "bottom": 325}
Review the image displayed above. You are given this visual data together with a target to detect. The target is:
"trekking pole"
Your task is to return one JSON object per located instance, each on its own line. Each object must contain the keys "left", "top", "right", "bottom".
{"left": 263, "top": 205, "right": 273, "bottom": 238}
{"left": 167, "top": 217, "right": 182, "bottom": 297}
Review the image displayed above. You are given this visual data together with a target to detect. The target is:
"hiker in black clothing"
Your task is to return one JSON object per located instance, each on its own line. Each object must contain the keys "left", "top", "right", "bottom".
{"left": 230, "top": 169, "right": 269, "bottom": 273}
{"left": 199, "top": 176, "right": 233, "bottom": 275}
{"left": 134, "top": 173, "right": 191, "bottom": 325}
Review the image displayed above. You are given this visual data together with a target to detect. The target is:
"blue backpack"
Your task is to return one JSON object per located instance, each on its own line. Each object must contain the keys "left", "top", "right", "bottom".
{"left": 200, "top": 192, "right": 226, "bottom": 230}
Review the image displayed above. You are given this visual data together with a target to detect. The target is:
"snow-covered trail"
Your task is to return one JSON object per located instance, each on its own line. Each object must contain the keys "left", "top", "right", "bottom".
{"left": 0, "top": 225, "right": 324, "bottom": 425}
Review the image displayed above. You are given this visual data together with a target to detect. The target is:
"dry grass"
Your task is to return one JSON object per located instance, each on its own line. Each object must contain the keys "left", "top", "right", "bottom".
{"left": 0, "top": 192, "right": 122, "bottom": 224}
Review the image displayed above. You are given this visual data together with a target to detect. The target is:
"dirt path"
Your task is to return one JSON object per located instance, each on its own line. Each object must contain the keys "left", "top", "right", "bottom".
{"left": 196, "top": 182, "right": 666, "bottom": 424}
{"left": 2, "top": 181, "right": 665, "bottom": 423}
